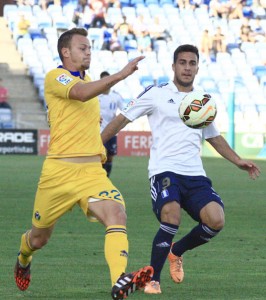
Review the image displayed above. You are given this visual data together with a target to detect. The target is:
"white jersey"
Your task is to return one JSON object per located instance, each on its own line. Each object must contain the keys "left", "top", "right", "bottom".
{"left": 99, "top": 90, "right": 124, "bottom": 132}
{"left": 121, "top": 81, "right": 220, "bottom": 178}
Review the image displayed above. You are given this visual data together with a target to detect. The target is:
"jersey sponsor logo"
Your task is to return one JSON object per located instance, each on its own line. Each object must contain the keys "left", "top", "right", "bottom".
{"left": 56, "top": 74, "right": 73, "bottom": 85}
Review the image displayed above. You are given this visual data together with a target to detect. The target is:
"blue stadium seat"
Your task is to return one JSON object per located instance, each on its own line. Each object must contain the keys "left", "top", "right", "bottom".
{"left": 253, "top": 66, "right": 266, "bottom": 81}
{"left": 32, "top": 4, "right": 42, "bottom": 16}
{"left": 17, "top": 4, "right": 32, "bottom": 15}
{"left": 122, "top": 7, "right": 137, "bottom": 19}
{"left": 199, "top": 77, "right": 218, "bottom": 93}
{"left": 1, "top": 121, "right": 14, "bottom": 129}
{"left": 135, "top": 5, "right": 150, "bottom": 17}
{"left": 29, "top": 28, "right": 45, "bottom": 40}
{"left": 157, "top": 75, "right": 169, "bottom": 85}
{"left": 62, "top": 3, "right": 76, "bottom": 19}
{"left": 131, "top": 0, "right": 145, "bottom": 6}
{"left": 47, "top": 4, "right": 63, "bottom": 18}
{"left": 38, "top": 85, "right": 45, "bottom": 106}
{"left": 119, "top": 0, "right": 131, "bottom": 7}
{"left": 106, "top": 7, "right": 123, "bottom": 25}
{"left": 30, "top": 65, "right": 44, "bottom": 78}
{"left": 146, "top": 0, "right": 160, "bottom": 5}
{"left": 61, "top": 0, "right": 76, "bottom": 6}
{"left": 3, "top": 4, "right": 18, "bottom": 20}
{"left": 53, "top": 15, "right": 70, "bottom": 29}
{"left": 159, "top": 0, "right": 174, "bottom": 6}
{"left": 98, "top": 50, "right": 113, "bottom": 67}
{"left": 139, "top": 75, "right": 154, "bottom": 88}
{"left": 88, "top": 28, "right": 104, "bottom": 50}
{"left": 34, "top": 74, "right": 45, "bottom": 95}
{"left": 0, "top": 108, "right": 14, "bottom": 129}
{"left": 153, "top": 39, "right": 168, "bottom": 52}
{"left": 113, "top": 51, "right": 128, "bottom": 65}
{"left": 124, "top": 39, "right": 138, "bottom": 52}
{"left": 260, "top": 75, "right": 266, "bottom": 91}
{"left": 17, "top": 37, "right": 33, "bottom": 55}
{"left": 33, "top": 37, "right": 48, "bottom": 48}
{"left": 37, "top": 14, "right": 53, "bottom": 29}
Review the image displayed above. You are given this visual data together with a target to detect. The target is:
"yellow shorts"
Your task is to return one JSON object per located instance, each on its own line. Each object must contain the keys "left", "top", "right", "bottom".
{"left": 32, "top": 158, "right": 125, "bottom": 228}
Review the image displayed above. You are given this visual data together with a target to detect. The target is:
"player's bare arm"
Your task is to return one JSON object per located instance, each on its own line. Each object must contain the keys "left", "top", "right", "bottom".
{"left": 101, "top": 114, "right": 130, "bottom": 144}
{"left": 69, "top": 56, "right": 145, "bottom": 102}
{"left": 207, "top": 135, "right": 261, "bottom": 179}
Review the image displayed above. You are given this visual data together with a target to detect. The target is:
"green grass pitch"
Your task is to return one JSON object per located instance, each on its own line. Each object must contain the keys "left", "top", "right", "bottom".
{"left": 0, "top": 155, "right": 266, "bottom": 299}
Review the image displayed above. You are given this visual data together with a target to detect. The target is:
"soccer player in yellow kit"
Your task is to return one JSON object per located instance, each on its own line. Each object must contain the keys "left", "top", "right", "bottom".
{"left": 14, "top": 28, "right": 153, "bottom": 299}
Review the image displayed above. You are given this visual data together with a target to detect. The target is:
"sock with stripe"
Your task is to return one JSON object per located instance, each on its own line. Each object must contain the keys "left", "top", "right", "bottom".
{"left": 18, "top": 230, "right": 36, "bottom": 267}
{"left": 172, "top": 223, "right": 220, "bottom": 257}
{"left": 105, "top": 225, "right": 128, "bottom": 286}
{"left": 150, "top": 222, "right": 178, "bottom": 282}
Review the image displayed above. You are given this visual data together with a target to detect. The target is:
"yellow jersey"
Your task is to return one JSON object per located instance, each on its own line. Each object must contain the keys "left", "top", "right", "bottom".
{"left": 44, "top": 66, "right": 106, "bottom": 161}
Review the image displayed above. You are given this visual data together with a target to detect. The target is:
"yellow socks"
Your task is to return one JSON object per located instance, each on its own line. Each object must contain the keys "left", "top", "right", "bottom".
{"left": 105, "top": 225, "right": 128, "bottom": 286}
{"left": 18, "top": 231, "right": 35, "bottom": 267}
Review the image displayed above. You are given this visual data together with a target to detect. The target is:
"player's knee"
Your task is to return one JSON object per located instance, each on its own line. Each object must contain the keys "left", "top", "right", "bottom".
{"left": 30, "top": 235, "right": 50, "bottom": 249}
{"left": 100, "top": 202, "right": 127, "bottom": 226}
{"left": 200, "top": 202, "right": 225, "bottom": 230}
{"left": 206, "top": 216, "right": 225, "bottom": 231}
{"left": 161, "top": 202, "right": 180, "bottom": 225}
{"left": 215, "top": 217, "right": 225, "bottom": 230}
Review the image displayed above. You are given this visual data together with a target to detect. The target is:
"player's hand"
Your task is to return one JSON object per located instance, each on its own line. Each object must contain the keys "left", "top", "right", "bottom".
{"left": 119, "top": 56, "right": 145, "bottom": 79}
{"left": 237, "top": 160, "right": 261, "bottom": 180}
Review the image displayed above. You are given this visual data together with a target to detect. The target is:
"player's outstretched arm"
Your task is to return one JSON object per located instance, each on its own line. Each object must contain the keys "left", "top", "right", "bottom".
{"left": 101, "top": 114, "right": 130, "bottom": 144}
{"left": 206, "top": 135, "right": 261, "bottom": 180}
{"left": 70, "top": 56, "right": 145, "bottom": 102}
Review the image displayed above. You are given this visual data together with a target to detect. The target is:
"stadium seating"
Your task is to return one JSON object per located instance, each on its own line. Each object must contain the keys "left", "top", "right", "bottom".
{"left": 88, "top": 28, "right": 104, "bottom": 50}
{"left": 157, "top": 75, "right": 170, "bottom": 85}
{"left": 0, "top": 108, "right": 14, "bottom": 129}
{"left": 121, "top": 7, "right": 136, "bottom": 23}
{"left": 139, "top": 75, "right": 154, "bottom": 88}
{"left": 131, "top": 0, "right": 145, "bottom": 7}
{"left": 253, "top": 66, "right": 266, "bottom": 81}
{"left": 3, "top": 0, "right": 266, "bottom": 133}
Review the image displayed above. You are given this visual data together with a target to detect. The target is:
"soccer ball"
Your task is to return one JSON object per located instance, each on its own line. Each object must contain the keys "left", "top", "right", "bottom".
{"left": 178, "top": 91, "right": 217, "bottom": 129}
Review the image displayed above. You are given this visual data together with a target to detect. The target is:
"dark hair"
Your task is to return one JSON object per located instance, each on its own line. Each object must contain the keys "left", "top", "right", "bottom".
{"left": 100, "top": 71, "right": 110, "bottom": 78}
{"left": 173, "top": 44, "right": 199, "bottom": 63}
{"left": 57, "top": 28, "right": 88, "bottom": 61}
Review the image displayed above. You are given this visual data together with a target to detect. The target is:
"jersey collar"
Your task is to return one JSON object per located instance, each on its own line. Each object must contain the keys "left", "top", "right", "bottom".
{"left": 167, "top": 81, "right": 195, "bottom": 93}
{"left": 57, "top": 65, "right": 85, "bottom": 79}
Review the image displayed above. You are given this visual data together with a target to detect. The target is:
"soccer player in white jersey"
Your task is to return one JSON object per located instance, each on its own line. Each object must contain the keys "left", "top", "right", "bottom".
{"left": 99, "top": 71, "right": 125, "bottom": 177}
{"left": 101, "top": 44, "right": 261, "bottom": 294}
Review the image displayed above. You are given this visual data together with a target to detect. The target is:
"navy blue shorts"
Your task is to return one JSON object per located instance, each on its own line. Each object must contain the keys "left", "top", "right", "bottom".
{"left": 150, "top": 171, "right": 224, "bottom": 222}
{"left": 104, "top": 136, "right": 117, "bottom": 156}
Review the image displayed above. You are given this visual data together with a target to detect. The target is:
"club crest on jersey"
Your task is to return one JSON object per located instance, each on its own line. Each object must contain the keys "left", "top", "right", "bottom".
{"left": 56, "top": 74, "right": 73, "bottom": 85}
{"left": 34, "top": 211, "right": 41, "bottom": 221}
{"left": 161, "top": 189, "right": 169, "bottom": 198}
